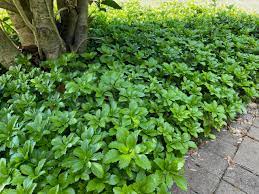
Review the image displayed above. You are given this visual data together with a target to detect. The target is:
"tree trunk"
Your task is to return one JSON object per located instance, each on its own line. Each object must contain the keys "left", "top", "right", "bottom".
{"left": 57, "top": 0, "right": 88, "bottom": 52}
{"left": 29, "top": 0, "right": 66, "bottom": 59}
{"left": 0, "top": 1, "right": 17, "bottom": 13}
{"left": 57, "top": 0, "right": 78, "bottom": 50}
{"left": 0, "top": 27, "right": 20, "bottom": 69}
{"left": 9, "top": 11, "right": 36, "bottom": 48}
{"left": 74, "top": 0, "right": 88, "bottom": 53}
{"left": 0, "top": 0, "right": 89, "bottom": 68}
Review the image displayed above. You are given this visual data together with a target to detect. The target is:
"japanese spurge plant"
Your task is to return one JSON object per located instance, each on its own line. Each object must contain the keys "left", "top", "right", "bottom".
{"left": 0, "top": 1, "right": 258, "bottom": 193}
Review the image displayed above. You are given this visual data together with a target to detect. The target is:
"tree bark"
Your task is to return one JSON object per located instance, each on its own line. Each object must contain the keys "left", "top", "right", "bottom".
{"left": 74, "top": 0, "right": 88, "bottom": 53}
{"left": 0, "top": 1, "right": 17, "bottom": 13}
{"left": 1, "top": 0, "right": 89, "bottom": 64}
{"left": 9, "top": 11, "right": 35, "bottom": 48}
{"left": 8, "top": 0, "right": 36, "bottom": 50}
{"left": 0, "top": 27, "right": 20, "bottom": 69}
{"left": 29, "top": 0, "right": 66, "bottom": 59}
{"left": 57, "top": 0, "right": 78, "bottom": 50}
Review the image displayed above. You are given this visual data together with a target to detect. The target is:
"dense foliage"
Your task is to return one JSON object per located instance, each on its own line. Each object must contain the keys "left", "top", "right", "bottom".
{"left": 0, "top": 1, "right": 258, "bottom": 193}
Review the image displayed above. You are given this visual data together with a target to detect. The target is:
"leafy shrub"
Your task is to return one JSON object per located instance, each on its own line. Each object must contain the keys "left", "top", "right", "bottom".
{"left": 0, "top": 1, "right": 258, "bottom": 193}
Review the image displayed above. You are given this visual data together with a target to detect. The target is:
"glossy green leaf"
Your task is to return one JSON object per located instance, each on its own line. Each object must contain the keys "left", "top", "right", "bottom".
{"left": 91, "top": 162, "right": 104, "bottom": 178}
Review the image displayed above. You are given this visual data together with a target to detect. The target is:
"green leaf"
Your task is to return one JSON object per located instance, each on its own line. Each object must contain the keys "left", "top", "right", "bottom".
{"left": 109, "top": 141, "right": 128, "bottom": 153}
{"left": 113, "top": 185, "right": 137, "bottom": 194}
{"left": 173, "top": 175, "right": 187, "bottom": 191}
{"left": 102, "top": 0, "right": 122, "bottom": 9}
{"left": 0, "top": 158, "right": 8, "bottom": 176}
{"left": 119, "top": 154, "right": 132, "bottom": 169}
{"left": 22, "top": 178, "right": 37, "bottom": 194}
{"left": 11, "top": 170, "right": 24, "bottom": 185}
{"left": 209, "top": 134, "right": 216, "bottom": 140}
{"left": 2, "top": 189, "right": 17, "bottom": 194}
{"left": 126, "top": 133, "right": 137, "bottom": 149}
{"left": 63, "top": 187, "right": 76, "bottom": 194}
{"left": 66, "top": 82, "right": 79, "bottom": 93}
{"left": 20, "top": 165, "right": 34, "bottom": 177}
{"left": 171, "top": 158, "right": 185, "bottom": 171}
{"left": 103, "top": 149, "right": 120, "bottom": 164}
{"left": 154, "top": 158, "right": 165, "bottom": 170}
{"left": 157, "top": 183, "right": 169, "bottom": 194}
{"left": 47, "top": 185, "right": 59, "bottom": 194}
{"left": 91, "top": 162, "right": 104, "bottom": 178}
{"left": 188, "top": 141, "right": 197, "bottom": 149}
{"left": 62, "top": 157, "right": 84, "bottom": 172}
{"left": 135, "top": 154, "right": 151, "bottom": 170}
{"left": 116, "top": 128, "right": 129, "bottom": 143}
{"left": 108, "top": 174, "right": 120, "bottom": 185}
{"left": 87, "top": 179, "right": 105, "bottom": 192}
{"left": 35, "top": 159, "right": 46, "bottom": 175}
{"left": 81, "top": 52, "right": 97, "bottom": 60}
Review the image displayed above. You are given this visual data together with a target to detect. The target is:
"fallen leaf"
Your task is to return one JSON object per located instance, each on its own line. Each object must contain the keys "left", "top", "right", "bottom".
{"left": 224, "top": 156, "right": 235, "bottom": 169}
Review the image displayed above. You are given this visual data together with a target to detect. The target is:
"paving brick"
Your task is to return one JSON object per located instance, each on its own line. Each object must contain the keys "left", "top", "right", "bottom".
{"left": 234, "top": 137, "right": 259, "bottom": 175}
{"left": 171, "top": 107, "right": 259, "bottom": 194}
{"left": 242, "top": 113, "right": 254, "bottom": 123}
{"left": 200, "top": 137, "right": 237, "bottom": 158}
{"left": 215, "top": 180, "right": 246, "bottom": 194}
{"left": 253, "top": 118, "right": 259, "bottom": 127}
{"left": 249, "top": 125, "right": 259, "bottom": 141}
{"left": 247, "top": 102, "right": 258, "bottom": 110}
{"left": 223, "top": 165, "right": 259, "bottom": 194}
{"left": 183, "top": 160, "right": 220, "bottom": 194}
{"left": 215, "top": 129, "right": 240, "bottom": 146}
{"left": 189, "top": 149, "right": 228, "bottom": 177}
{"left": 229, "top": 120, "right": 251, "bottom": 132}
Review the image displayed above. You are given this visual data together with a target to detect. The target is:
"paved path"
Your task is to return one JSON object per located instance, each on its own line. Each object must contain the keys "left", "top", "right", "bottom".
{"left": 172, "top": 103, "right": 259, "bottom": 194}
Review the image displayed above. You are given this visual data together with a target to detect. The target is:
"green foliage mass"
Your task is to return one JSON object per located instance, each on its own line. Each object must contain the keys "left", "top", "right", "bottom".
{"left": 0, "top": 1, "right": 258, "bottom": 193}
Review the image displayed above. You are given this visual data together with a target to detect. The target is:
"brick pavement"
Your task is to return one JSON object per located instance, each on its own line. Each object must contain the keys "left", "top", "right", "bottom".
{"left": 172, "top": 103, "right": 259, "bottom": 194}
